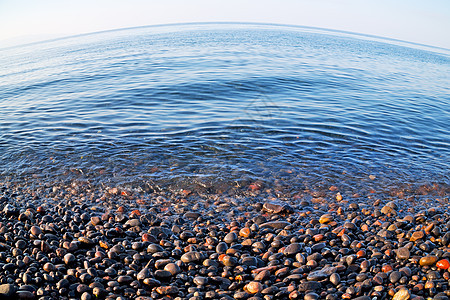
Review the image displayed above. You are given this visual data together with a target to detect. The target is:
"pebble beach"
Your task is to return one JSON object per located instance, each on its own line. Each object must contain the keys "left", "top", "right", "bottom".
{"left": 1, "top": 23, "right": 449, "bottom": 300}
{"left": 0, "top": 178, "right": 449, "bottom": 300}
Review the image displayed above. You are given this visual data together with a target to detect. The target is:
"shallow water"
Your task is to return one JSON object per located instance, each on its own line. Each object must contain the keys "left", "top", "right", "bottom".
{"left": 0, "top": 23, "right": 449, "bottom": 195}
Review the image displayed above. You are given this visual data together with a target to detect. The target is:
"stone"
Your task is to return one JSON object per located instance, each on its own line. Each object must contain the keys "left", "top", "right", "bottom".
{"left": 193, "top": 276, "right": 208, "bottom": 286}
{"left": 137, "top": 268, "right": 150, "bottom": 280}
{"left": 381, "top": 202, "right": 397, "bottom": 215}
{"left": 436, "top": 259, "right": 450, "bottom": 270}
{"left": 155, "top": 286, "right": 179, "bottom": 295}
{"left": 283, "top": 243, "right": 302, "bottom": 256}
{"left": 389, "top": 271, "right": 402, "bottom": 283}
{"left": 30, "top": 226, "right": 42, "bottom": 236}
{"left": 0, "top": 284, "right": 17, "bottom": 297}
{"left": 330, "top": 273, "right": 340, "bottom": 286}
{"left": 16, "top": 290, "right": 34, "bottom": 300}
{"left": 78, "top": 237, "right": 94, "bottom": 245}
{"left": 222, "top": 255, "right": 238, "bottom": 267}
{"left": 90, "top": 216, "right": 102, "bottom": 226}
{"left": 260, "top": 221, "right": 291, "bottom": 229}
{"left": 125, "top": 219, "right": 141, "bottom": 227}
{"left": 263, "top": 202, "right": 293, "bottom": 214}
{"left": 410, "top": 231, "right": 425, "bottom": 242}
{"left": 307, "top": 267, "right": 336, "bottom": 281}
{"left": 246, "top": 281, "right": 263, "bottom": 294}
{"left": 298, "top": 281, "right": 321, "bottom": 291}
{"left": 397, "top": 247, "right": 410, "bottom": 260}
{"left": 319, "top": 214, "right": 333, "bottom": 224}
{"left": 304, "top": 292, "right": 319, "bottom": 300}
{"left": 180, "top": 251, "right": 203, "bottom": 263}
{"left": 419, "top": 255, "right": 438, "bottom": 266}
{"left": 64, "top": 253, "right": 76, "bottom": 264}
{"left": 117, "top": 275, "right": 133, "bottom": 284}
{"left": 224, "top": 232, "right": 238, "bottom": 244}
{"left": 392, "top": 287, "right": 411, "bottom": 300}
{"left": 164, "top": 263, "right": 181, "bottom": 275}
{"left": 2, "top": 204, "right": 18, "bottom": 216}
{"left": 183, "top": 212, "right": 200, "bottom": 219}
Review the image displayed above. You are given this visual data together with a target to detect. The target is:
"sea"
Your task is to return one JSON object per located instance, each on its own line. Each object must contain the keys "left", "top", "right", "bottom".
{"left": 0, "top": 23, "right": 449, "bottom": 197}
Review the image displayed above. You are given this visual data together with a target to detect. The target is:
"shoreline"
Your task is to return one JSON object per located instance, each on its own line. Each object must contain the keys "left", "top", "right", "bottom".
{"left": 0, "top": 178, "right": 449, "bottom": 299}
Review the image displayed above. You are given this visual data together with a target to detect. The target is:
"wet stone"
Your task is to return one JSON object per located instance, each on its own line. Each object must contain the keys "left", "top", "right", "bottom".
{"left": 117, "top": 275, "right": 133, "bottom": 284}
{"left": 183, "top": 212, "right": 200, "bottom": 219}
{"left": 390, "top": 271, "right": 402, "bottom": 283}
{"left": 330, "top": 273, "right": 341, "bottom": 286}
{"left": 241, "top": 256, "right": 258, "bottom": 267}
{"left": 156, "top": 286, "right": 179, "bottom": 295}
{"left": 30, "top": 226, "right": 42, "bottom": 236}
{"left": 224, "top": 232, "right": 238, "bottom": 244}
{"left": 64, "top": 253, "right": 76, "bottom": 264}
{"left": 319, "top": 214, "right": 333, "bottom": 224}
{"left": 16, "top": 290, "right": 34, "bottom": 300}
{"left": 392, "top": 287, "right": 411, "bottom": 300}
{"left": 246, "top": 281, "right": 263, "bottom": 294}
{"left": 397, "top": 247, "right": 410, "bottom": 260}
{"left": 164, "top": 263, "right": 181, "bottom": 275}
{"left": 411, "top": 231, "right": 425, "bottom": 242}
{"left": 222, "top": 255, "right": 238, "bottom": 267}
{"left": 137, "top": 268, "right": 150, "bottom": 280}
{"left": 193, "top": 276, "right": 207, "bottom": 286}
{"left": 283, "top": 243, "right": 302, "bottom": 256}
{"left": 298, "top": 281, "right": 321, "bottom": 292}
{"left": 260, "top": 221, "right": 291, "bottom": 229}
{"left": 307, "top": 270, "right": 328, "bottom": 281}
{"left": 0, "top": 284, "right": 17, "bottom": 297}
{"left": 78, "top": 236, "right": 94, "bottom": 245}
{"left": 381, "top": 203, "right": 397, "bottom": 215}
{"left": 305, "top": 292, "right": 320, "bottom": 300}
{"left": 125, "top": 218, "right": 141, "bottom": 227}
{"left": 419, "top": 255, "right": 438, "bottom": 266}
{"left": 147, "top": 244, "right": 164, "bottom": 253}
{"left": 181, "top": 251, "right": 203, "bottom": 263}
{"left": 263, "top": 201, "right": 292, "bottom": 214}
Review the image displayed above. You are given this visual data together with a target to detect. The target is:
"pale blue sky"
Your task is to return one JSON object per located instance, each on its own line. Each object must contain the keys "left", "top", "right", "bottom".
{"left": 1, "top": 0, "right": 449, "bottom": 49}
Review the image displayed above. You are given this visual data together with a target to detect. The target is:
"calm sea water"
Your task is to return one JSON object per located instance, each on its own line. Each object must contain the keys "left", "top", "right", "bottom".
{"left": 0, "top": 24, "right": 449, "bottom": 195}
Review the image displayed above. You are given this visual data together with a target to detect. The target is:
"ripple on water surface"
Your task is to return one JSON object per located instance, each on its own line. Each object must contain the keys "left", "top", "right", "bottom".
{"left": 0, "top": 23, "right": 449, "bottom": 195}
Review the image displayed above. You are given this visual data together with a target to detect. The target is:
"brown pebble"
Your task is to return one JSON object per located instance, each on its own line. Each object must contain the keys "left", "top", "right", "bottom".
{"left": 319, "top": 214, "right": 333, "bottom": 224}
{"left": 392, "top": 287, "right": 411, "bottom": 300}
{"left": 43, "top": 262, "right": 55, "bottom": 272}
{"left": 155, "top": 286, "right": 179, "bottom": 295}
{"left": 410, "top": 231, "right": 425, "bottom": 242}
{"left": 246, "top": 281, "right": 263, "bottom": 294}
{"left": 419, "top": 255, "right": 438, "bottom": 266}
{"left": 30, "top": 226, "right": 42, "bottom": 236}
{"left": 397, "top": 247, "right": 410, "bottom": 260}
{"left": 239, "top": 227, "right": 251, "bottom": 238}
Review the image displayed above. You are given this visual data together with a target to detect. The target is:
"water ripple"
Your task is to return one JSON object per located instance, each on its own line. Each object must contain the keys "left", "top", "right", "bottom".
{"left": 0, "top": 24, "right": 449, "bottom": 193}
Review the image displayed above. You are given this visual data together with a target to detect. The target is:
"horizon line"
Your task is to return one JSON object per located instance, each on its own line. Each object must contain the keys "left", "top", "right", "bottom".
{"left": 1, "top": 21, "right": 449, "bottom": 54}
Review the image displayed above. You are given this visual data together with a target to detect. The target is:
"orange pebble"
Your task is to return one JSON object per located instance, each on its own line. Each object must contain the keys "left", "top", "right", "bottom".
{"left": 356, "top": 250, "right": 366, "bottom": 258}
{"left": 142, "top": 233, "right": 152, "bottom": 242}
{"left": 361, "top": 224, "right": 369, "bottom": 232}
{"left": 130, "top": 209, "right": 141, "bottom": 216}
{"left": 313, "top": 234, "right": 324, "bottom": 242}
{"left": 436, "top": 259, "right": 450, "bottom": 270}
{"left": 382, "top": 264, "right": 393, "bottom": 272}
{"left": 239, "top": 227, "right": 251, "bottom": 238}
{"left": 218, "top": 253, "right": 227, "bottom": 262}
{"left": 99, "top": 240, "right": 109, "bottom": 249}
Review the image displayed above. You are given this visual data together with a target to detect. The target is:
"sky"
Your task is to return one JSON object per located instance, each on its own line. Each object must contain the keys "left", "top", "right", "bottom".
{"left": 0, "top": 0, "right": 449, "bottom": 49}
